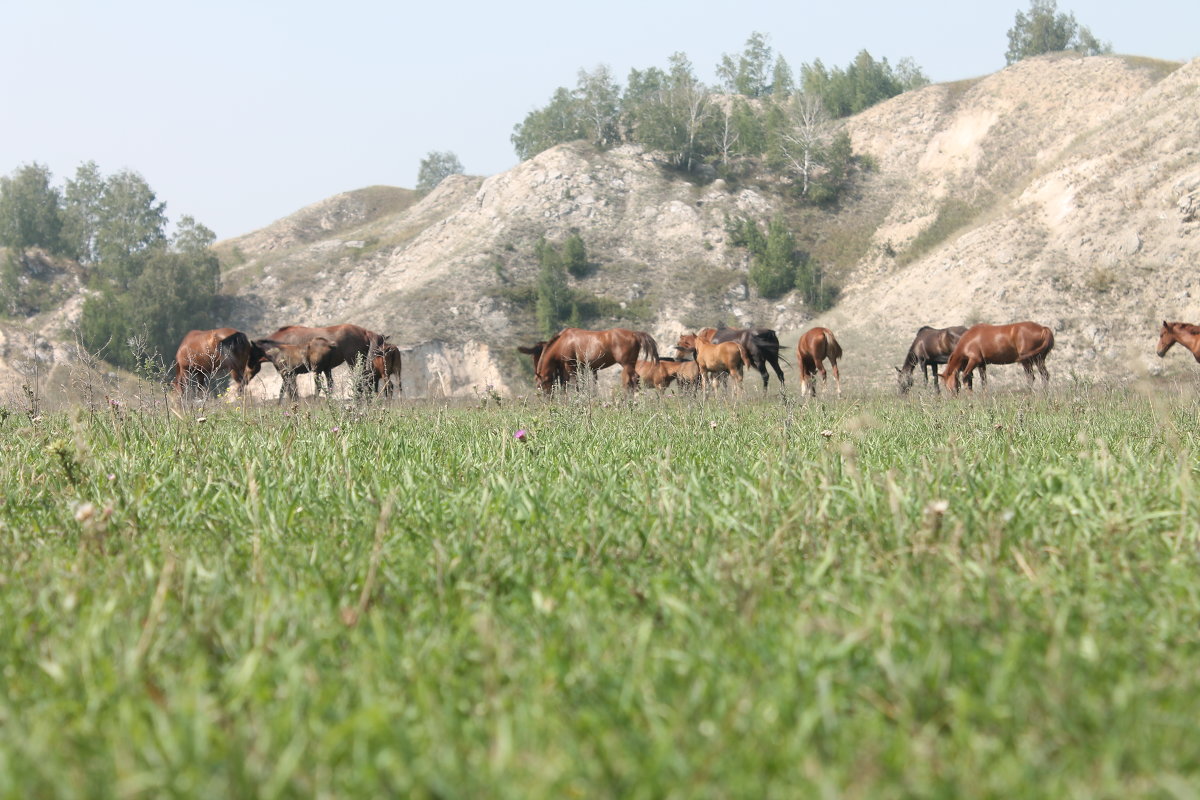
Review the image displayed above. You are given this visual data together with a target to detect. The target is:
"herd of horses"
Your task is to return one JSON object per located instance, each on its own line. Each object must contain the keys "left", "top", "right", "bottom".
{"left": 171, "top": 318, "right": 1200, "bottom": 401}
{"left": 172, "top": 324, "right": 400, "bottom": 400}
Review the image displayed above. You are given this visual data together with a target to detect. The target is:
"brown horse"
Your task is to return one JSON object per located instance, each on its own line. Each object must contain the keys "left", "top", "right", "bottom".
{"left": 262, "top": 323, "right": 387, "bottom": 396}
{"left": 895, "top": 325, "right": 976, "bottom": 394}
{"left": 518, "top": 341, "right": 549, "bottom": 373}
{"left": 677, "top": 332, "right": 751, "bottom": 393}
{"left": 534, "top": 327, "right": 660, "bottom": 393}
{"left": 255, "top": 337, "right": 338, "bottom": 401}
{"left": 1156, "top": 321, "right": 1200, "bottom": 362}
{"left": 173, "top": 328, "right": 265, "bottom": 400}
{"left": 373, "top": 343, "right": 402, "bottom": 397}
{"left": 796, "top": 327, "right": 843, "bottom": 397}
{"left": 699, "top": 326, "right": 786, "bottom": 389}
{"left": 638, "top": 358, "right": 701, "bottom": 391}
{"left": 940, "top": 322, "right": 1054, "bottom": 393}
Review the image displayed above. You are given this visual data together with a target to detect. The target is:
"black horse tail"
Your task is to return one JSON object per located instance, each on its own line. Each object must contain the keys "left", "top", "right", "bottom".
{"left": 636, "top": 331, "right": 660, "bottom": 363}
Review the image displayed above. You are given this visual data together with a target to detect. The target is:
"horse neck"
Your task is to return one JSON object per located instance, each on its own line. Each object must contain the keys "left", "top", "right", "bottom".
{"left": 900, "top": 349, "right": 919, "bottom": 374}
{"left": 1175, "top": 326, "right": 1200, "bottom": 354}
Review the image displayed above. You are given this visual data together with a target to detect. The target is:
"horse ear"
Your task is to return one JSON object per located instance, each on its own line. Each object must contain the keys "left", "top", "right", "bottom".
{"left": 894, "top": 366, "right": 901, "bottom": 373}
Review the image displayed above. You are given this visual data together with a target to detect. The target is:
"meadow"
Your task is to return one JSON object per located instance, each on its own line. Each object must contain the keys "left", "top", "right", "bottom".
{"left": 2, "top": 382, "right": 1200, "bottom": 798}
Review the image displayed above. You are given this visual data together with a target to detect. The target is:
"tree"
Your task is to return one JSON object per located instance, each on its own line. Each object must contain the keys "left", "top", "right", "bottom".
{"left": 749, "top": 217, "right": 799, "bottom": 299}
{"left": 563, "top": 233, "right": 588, "bottom": 278}
{"left": 717, "top": 32, "right": 774, "bottom": 98}
{"left": 534, "top": 237, "right": 570, "bottom": 336}
{"left": 773, "top": 93, "right": 829, "bottom": 197}
{"left": 801, "top": 51, "right": 925, "bottom": 118}
{"left": 575, "top": 65, "right": 621, "bottom": 149}
{"left": 1005, "top": 0, "right": 1111, "bottom": 64}
{"left": 512, "top": 87, "right": 587, "bottom": 160}
{"left": 94, "top": 169, "right": 168, "bottom": 288}
{"left": 416, "top": 151, "right": 464, "bottom": 195}
{"left": 636, "top": 53, "right": 716, "bottom": 173}
{"left": 61, "top": 161, "right": 104, "bottom": 264}
{"left": 0, "top": 163, "right": 64, "bottom": 254}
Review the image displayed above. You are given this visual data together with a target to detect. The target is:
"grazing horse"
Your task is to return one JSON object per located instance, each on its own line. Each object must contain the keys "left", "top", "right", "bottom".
{"left": 940, "top": 321, "right": 1054, "bottom": 393}
{"left": 255, "top": 337, "right": 338, "bottom": 401}
{"left": 262, "top": 323, "right": 387, "bottom": 396}
{"left": 1156, "top": 321, "right": 1200, "bottom": 363}
{"left": 373, "top": 343, "right": 402, "bottom": 397}
{"left": 638, "top": 358, "right": 701, "bottom": 391}
{"left": 699, "top": 326, "right": 786, "bottom": 389}
{"left": 518, "top": 341, "right": 549, "bottom": 374}
{"left": 796, "top": 327, "right": 843, "bottom": 397}
{"left": 534, "top": 327, "right": 660, "bottom": 393}
{"left": 895, "top": 325, "right": 975, "bottom": 394}
{"left": 173, "top": 328, "right": 264, "bottom": 399}
{"left": 677, "top": 332, "right": 751, "bottom": 393}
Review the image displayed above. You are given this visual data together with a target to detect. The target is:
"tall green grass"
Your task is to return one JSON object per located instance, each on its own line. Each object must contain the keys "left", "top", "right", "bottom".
{"left": 3, "top": 386, "right": 1200, "bottom": 797}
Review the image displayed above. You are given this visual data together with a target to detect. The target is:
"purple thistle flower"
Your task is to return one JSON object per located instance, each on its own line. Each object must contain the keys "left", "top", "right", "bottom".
{"left": 514, "top": 429, "right": 528, "bottom": 442}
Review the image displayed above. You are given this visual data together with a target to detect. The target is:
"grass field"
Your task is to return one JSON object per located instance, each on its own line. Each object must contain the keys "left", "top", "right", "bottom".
{"left": 2, "top": 383, "right": 1200, "bottom": 798}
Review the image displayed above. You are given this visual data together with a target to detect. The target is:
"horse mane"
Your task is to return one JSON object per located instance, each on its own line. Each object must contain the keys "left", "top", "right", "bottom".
{"left": 900, "top": 348, "right": 919, "bottom": 372}
{"left": 1170, "top": 322, "right": 1200, "bottom": 335}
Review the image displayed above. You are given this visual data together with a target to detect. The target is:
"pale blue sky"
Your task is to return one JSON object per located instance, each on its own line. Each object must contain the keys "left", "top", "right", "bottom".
{"left": 2, "top": 0, "right": 1195, "bottom": 240}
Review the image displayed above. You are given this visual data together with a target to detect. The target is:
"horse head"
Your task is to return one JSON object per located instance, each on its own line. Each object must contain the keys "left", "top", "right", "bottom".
{"left": 894, "top": 365, "right": 914, "bottom": 395}
{"left": 1157, "top": 321, "right": 1177, "bottom": 357}
{"left": 675, "top": 334, "right": 698, "bottom": 355}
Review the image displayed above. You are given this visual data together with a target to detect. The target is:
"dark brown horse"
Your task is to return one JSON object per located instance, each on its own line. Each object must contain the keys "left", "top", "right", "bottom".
{"left": 518, "top": 341, "right": 549, "bottom": 373}
{"left": 173, "top": 328, "right": 265, "bottom": 400}
{"left": 796, "top": 327, "right": 843, "bottom": 397}
{"left": 261, "top": 323, "right": 387, "bottom": 396}
{"left": 940, "top": 322, "right": 1054, "bottom": 393}
{"left": 895, "top": 325, "right": 975, "bottom": 394}
{"left": 254, "top": 337, "right": 338, "bottom": 401}
{"left": 534, "top": 327, "right": 659, "bottom": 393}
{"left": 1156, "top": 321, "right": 1200, "bottom": 363}
{"left": 699, "top": 326, "right": 785, "bottom": 389}
{"left": 372, "top": 343, "right": 402, "bottom": 397}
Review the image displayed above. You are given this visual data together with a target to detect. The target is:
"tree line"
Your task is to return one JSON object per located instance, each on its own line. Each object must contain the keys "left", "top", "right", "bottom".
{"left": 0, "top": 161, "right": 221, "bottom": 372}
{"left": 511, "top": 33, "right": 927, "bottom": 204}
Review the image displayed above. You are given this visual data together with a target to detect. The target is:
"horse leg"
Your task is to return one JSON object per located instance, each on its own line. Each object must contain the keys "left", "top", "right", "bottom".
{"left": 758, "top": 361, "right": 769, "bottom": 390}
{"left": 770, "top": 355, "right": 785, "bottom": 386}
{"left": 1038, "top": 357, "right": 1050, "bottom": 385}
{"left": 622, "top": 363, "right": 638, "bottom": 392}
{"left": 831, "top": 360, "right": 841, "bottom": 396}
{"left": 1021, "top": 360, "right": 1036, "bottom": 388}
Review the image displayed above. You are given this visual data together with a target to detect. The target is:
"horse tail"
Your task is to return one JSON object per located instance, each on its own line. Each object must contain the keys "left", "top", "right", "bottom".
{"left": 636, "top": 331, "right": 660, "bottom": 363}
{"left": 823, "top": 329, "right": 843, "bottom": 361}
{"left": 1039, "top": 326, "right": 1056, "bottom": 357}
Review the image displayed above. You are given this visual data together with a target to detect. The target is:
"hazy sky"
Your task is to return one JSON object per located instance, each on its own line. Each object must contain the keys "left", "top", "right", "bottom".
{"left": 2, "top": 0, "right": 1196, "bottom": 240}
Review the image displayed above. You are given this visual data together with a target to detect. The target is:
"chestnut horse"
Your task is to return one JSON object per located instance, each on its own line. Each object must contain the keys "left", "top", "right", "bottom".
{"left": 676, "top": 332, "right": 751, "bottom": 393}
{"left": 262, "top": 323, "right": 387, "bottom": 396}
{"left": 895, "top": 325, "right": 976, "bottom": 394}
{"left": 1156, "top": 321, "right": 1200, "bottom": 363}
{"left": 639, "top": 358, "right": 701, "bottom": 391}
{"left": 940, "top": 321, "right": 1054, "bottom": 393}
{"left": 173, "top": 328, "right": 265, "bottom": 400}
{"left": 699, "top": 326, "right": 786, "bottom": 389}
{"left": 796, "top": 327, "right": 843, "bottom": 397}
{"left": 534, "top": 327, "right": 660, "bottom": 393}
